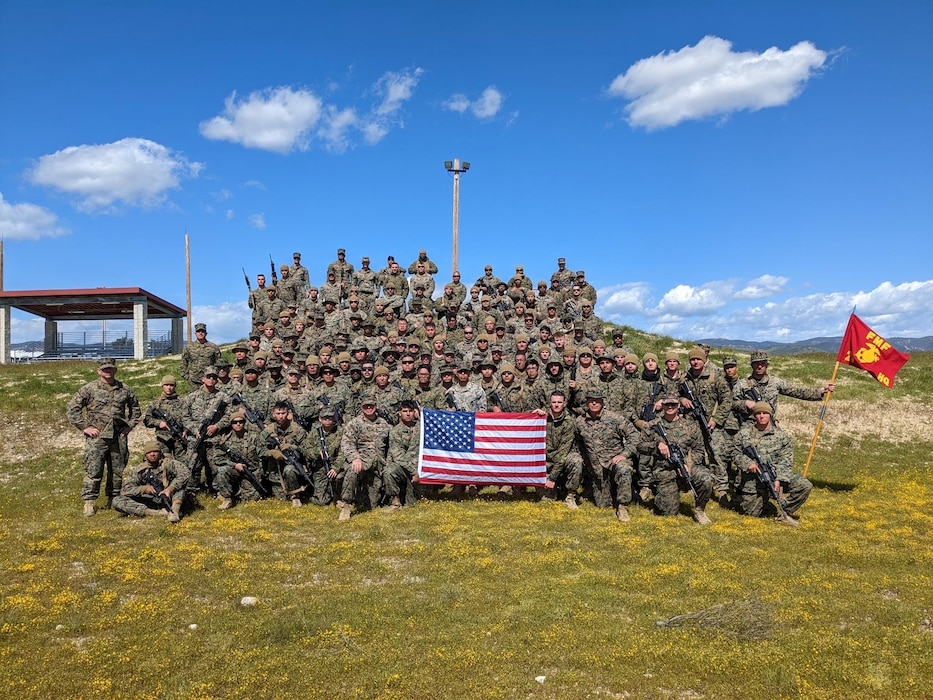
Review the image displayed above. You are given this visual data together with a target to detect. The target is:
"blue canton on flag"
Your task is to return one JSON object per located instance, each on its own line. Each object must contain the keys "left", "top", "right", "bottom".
{"left": 423, "top": 411, "right": 475, "bottom": 452}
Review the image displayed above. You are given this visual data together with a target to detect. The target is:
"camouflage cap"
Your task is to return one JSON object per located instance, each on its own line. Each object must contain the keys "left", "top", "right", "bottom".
{"left": 585, "top": 388, "right": 605, "bottom": 401}
{"left": 98, "top": 358, "right": 117, "bottom": 369}
{"left": 598, "top": 354, "right": 616, "bottom": 364}
{"left": 232, "top": 343, "right": 248, "bottom": 352}
{"left": 160, "top": 374, "right": 177, "bottom": 385}
{"left": 254, "top": 351, "right": 269, "bottom": 361}
{"left": 611, "top": 328, "right": 625, "bottom": 338}
{"left": 722, "top": 356, "right": 738, "bottom": 367}
{"left": 293, "top": 251, "right": 301, "bottom": 258}
{"left": 751, "top": 350, "right": 769, "bottom": 363}
{"left": 319, "top": 406, "right": 337, "bottom": 420}
{"left": 753, "top": 401, "right": 773, "bottom": 415}
{"left": 266, "top": 359, "right": 283, "bottom": 370}
{"left": 143, "top": 441, "right": 162, "bottom": 454}
{"left": 286, "top": 367, "right": 301, "bottom": 376}
{"left": 280, "top": 264, "right": 289, "bottom": 271}
{"left": 215, "top": 358, "right": 232, "bottom": 369}
{"left": 320, "top": 364, "right": 338, "bottom": 374}
{"left": 661, "top": 393, "right": 681, "bottom": 405}
{"left": 243, "top": 366, "right": 259, "bottom": 375}
{"left": 337, "top": 248, "right": 346, "bottom": 254}
{"left": 195, "top": 323, "right": 207, "bottom": 332}
{"left": 202, "top": 366, "right": 218, "bottom": 376}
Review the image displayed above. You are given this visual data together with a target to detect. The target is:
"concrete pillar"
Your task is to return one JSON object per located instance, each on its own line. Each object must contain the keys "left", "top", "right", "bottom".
{"left": 44, "top": 319, "right": 58, "bottom": 357}
{"left": 0, "top": 305, "right": 10, "bottom": 364}
{"left": 133, "top": 299, "right": 149, "bottom": 361}
{"left": 171, "top": 317, "right": 184, "bottom": 354}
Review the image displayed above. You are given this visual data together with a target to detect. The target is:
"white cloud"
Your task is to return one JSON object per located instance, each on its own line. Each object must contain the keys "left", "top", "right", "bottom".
{"left": 443, "top": 86, "right": 505, "bottom": 119}
{"left": 0, "top": 192, "right": 69, "bottom": 240}
{"left": 373, "top": 67, "right": 423, "bottom": 116}
{"left": 735, "top": 274, "right": 789, "bottom": 299}
{"left": 607, "top": 35, "right": 827, "bottom": 130}
{"left": 28, "top": 138, "right": 201, "bottom": 212}
{"left": 225, "top": 209, "right": 234, "bottom": 220}
{"left": 191, "top": 301, "right": 251, "bottom": 343}
{"left": 243, "top": 179, "right": 266, "bottom": 190}
{"left": 201, "top": 70, "right": 422, "bottom": 153}
{"left": 598, "top": 282, "right": 652, "bottom": 316}
{"left": 656, "top": 282, "right": 730, "bottom": 316}
{"left": 248, "top": 213, "right": 266, "bottom": 229}
{"left": 199, "top": 86, "right": 324, "bottom": 153}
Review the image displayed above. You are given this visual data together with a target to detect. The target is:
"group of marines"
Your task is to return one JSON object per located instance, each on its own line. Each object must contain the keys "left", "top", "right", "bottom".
{"left": 67, "top": 250, "right": 833, "bottom": 526}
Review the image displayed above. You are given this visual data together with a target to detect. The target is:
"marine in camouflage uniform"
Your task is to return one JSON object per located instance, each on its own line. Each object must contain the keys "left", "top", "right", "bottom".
{"left": 212, "top": 410, "right": 267, "bottom": 508}
{"left": 731, "top": 350, "right": 835, "bottom": 425}
{"left": 542, "top": 390, "right": 584, "bottom": 509}
{"left": 338, "top": 395, "right": 391, "bottom": 520}
{"left": 575, "top": 389, "right": 638, "bottom": 521}
{"left": 261, "top": 401, "right": 314, "bottom": 504}
{"left": 180, "top": 323, "right": 222, "bottom": 390}
{"left": 143, "top": 374, "right": 189, "bottom": 461}
{"left": 713, "top": 356, "right": 743, "bottom": 494}
{"left": 637, "top": 393, "right": 714, "bottom": 525}
{"left": 182, "top": 367, "right": 232, "bottom": 494}
{"left": 113, "top": 441, "right": 188, "bottom": 523}
{"left": 733, "top": 401, "right": 811, "bottom": 526}
{"left": 67, "top": 358, "right": 142, "bottom": 515}
{"left": 679, "top": 347, "right": 732, "bottom": 498}
{"left": 383, "top": 401, "right": 422, "bottom": 508}
{"left": 326, "top": 248, "right": 355, "bottom": 301}
{"left": 308, "top": 407, "right": 343, "bottom": 506}
{"left": 550, "top": 257, "right": 576, "bottom": 291}
{"left": 236, "top": 367, "right": 273, "bottom": 423}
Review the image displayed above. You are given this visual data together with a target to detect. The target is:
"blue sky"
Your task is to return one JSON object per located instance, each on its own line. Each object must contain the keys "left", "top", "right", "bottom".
{"left": 1, "top": 1, "right": 931, "bottom": 345}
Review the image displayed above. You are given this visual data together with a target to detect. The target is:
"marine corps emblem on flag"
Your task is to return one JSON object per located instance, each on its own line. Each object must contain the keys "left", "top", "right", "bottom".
{"left": 836, "top": 314, "right": 910, "bottom": 387}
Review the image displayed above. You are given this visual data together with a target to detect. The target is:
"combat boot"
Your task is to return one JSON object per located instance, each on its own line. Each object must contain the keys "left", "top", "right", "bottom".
{"left": 338, "top": 503, "right": 352, "bottom": 521}
{"left": 616, "top": 505, "right": 630, "bottom": 523}
{"left": 693, "top": 508, "right": 712, "bottom": 526}
{"left": 774, "top": 511, "right": 800, "bottom": 528}
{"left": 83, "top": 501, "right": 96, "bottom": 517}
{"left": 218, "top": 496, "right": 234, "bottom": 510}
{"left": 388, "top": 496, "right": 402, "bottom": 512}
{"left": 638, "top": 487, "right": 653, "bottom": 503}
{"left": 291, "top": 497, "right": 303, "bottom": 508}
{"left": 564, "top": 494, "right": 578, "bottom": 511}
{"left": 145, "top": 508, "right": 169, "bottom": 518}
{"left": 167, "top": 502, "right": 181, "bottom": 523}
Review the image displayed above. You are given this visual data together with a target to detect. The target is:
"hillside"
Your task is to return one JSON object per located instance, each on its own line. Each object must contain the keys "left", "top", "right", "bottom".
{"left": 1, "top": 332, "right": 931, "bottom": 699}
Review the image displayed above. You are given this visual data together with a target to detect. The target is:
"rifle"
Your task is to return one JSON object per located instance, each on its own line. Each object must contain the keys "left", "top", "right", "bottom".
{"left": 653, "top": 423, "right": 698, "bottom": 500}
{"left": 743, "top": 445, "right": 787, "bottom": 515}
{"left": 282, "top": 398, "right": 310, "bottom": 431}
{"left": 152, "top": 407, "right": 189, "bottom": 450}
{"left": 641, "top": 382, "right": 663, "bottom": 422}
{"left": 269, "top": 254, "right": 278, "bottom": 284}
{"left": 264, "top": 431, "right": 314, "bottom": 490}
{"left": 242, "top": 267, "right": 252, "bottom": 292}
{"left": 318, "top": 394, "right": 344, "bottom": 425}
{"left": 445, "top": 392, "right": 457, "bottom": 410}
{"left": 491, "top": 391, "right": 507, "bottom": 412}
{"left": 215, "top": 443, "right": 270, "bottom": 497}
{"left": 679, "top": 381, "right": 717, "bottom": 465}
{"left": 316, "top": 425, "right": 336, "bottom": 501}
{"left": 189, "top": 398, "right": 228, "bottom": 454}
{"left": 233, "top": 393, "right": 266, "bottom": 432}
{"left": 141, "top": 470, "right": 173, "bottom": 511}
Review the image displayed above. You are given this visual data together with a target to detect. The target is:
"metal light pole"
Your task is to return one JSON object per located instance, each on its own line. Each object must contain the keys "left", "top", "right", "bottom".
{"left": 444, "top": 159, "right": 470, "bottom": 276}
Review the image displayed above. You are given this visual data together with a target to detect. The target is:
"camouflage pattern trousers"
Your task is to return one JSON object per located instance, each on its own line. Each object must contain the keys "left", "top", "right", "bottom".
{"left": 112, "top": 491, "right": 184, "bottom": 517}
{"left": 735, "top": 472, "right": 812, "bottom": 518}
{"left": 340, "top": 458, "right": 385, "bottom": 510}
{"left": 652, "top": 463, "right": 714, "bottom": 516}
{"left": 81, "top": 435, "right": 128, "bottom": 501}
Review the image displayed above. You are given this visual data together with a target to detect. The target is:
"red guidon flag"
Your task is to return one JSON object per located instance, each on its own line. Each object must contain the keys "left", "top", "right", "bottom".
{"left": 836, "top": 314, "right": 910, "bottom": 387}
{"left": 418, "top": 409, "right": 547, "bottom": 486}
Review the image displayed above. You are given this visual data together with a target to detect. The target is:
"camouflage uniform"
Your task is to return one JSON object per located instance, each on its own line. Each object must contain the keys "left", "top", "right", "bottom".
{"left": 327, "top": 251, "right": 355, "bottom": 301}
{"left": 575, "top": 409, "right": 637, "bottom": 509}
{"left": 446, "top": 380, "right": 487, "bottom": 412}
{"left": 638, "top": 415, "right": 714, "bottom": 517}
{"left": 180, "top": 332, "right": 222, "bottom": 389}
{"left": 213, "top": 427, "right": 267, "bottom": 502}
{"left": 383, "top": 416, "right": 422, "bottom": 504}
{"left": 545, "top": 410, "right": 583, "bottom": 495}
{"left": 733, "top": 420, "right": 811, "bottom": 518}
{"left": 732, "top": 373, "right": 825, "bottom": 424}
{"left": 182, "top": 387, "right": 232, "bottom": 492}
{"left": 261, "top": 419, "right": 312, "bottom": 500}
{"left": 339, "top": 413, "right": 390, "bottom": 510}
{"left": 113, "top": 454, "right": 189, "bottom": 518}
{"left": 67, "top": 364, "right": 141, "bottom": 503}
{"left": 143, "top": 389, "right": 188, "bottom": 461}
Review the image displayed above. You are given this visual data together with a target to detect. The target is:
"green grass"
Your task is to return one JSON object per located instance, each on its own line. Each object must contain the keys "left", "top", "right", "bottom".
{"left": 1, "top": 348, "right": 932, "bottom": 699}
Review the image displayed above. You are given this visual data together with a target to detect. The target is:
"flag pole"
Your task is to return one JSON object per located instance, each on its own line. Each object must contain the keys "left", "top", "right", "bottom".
{"left": 802, "top": 361, "right": 840, "bottom": 478}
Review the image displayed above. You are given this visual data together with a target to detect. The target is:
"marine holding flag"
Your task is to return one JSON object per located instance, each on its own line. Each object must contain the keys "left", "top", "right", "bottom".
{"left": 837, "top": 314, "right": 910, "bottom": 387}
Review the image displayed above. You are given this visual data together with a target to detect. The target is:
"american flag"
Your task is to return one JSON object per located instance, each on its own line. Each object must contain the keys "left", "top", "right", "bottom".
{"left": 418, "top": 409, "right": 547, "bottom": 485}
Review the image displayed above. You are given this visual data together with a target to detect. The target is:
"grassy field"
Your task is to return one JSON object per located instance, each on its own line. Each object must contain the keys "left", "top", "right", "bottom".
{"left": 1, "top": 339, "right": 931, "bottom": 699}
